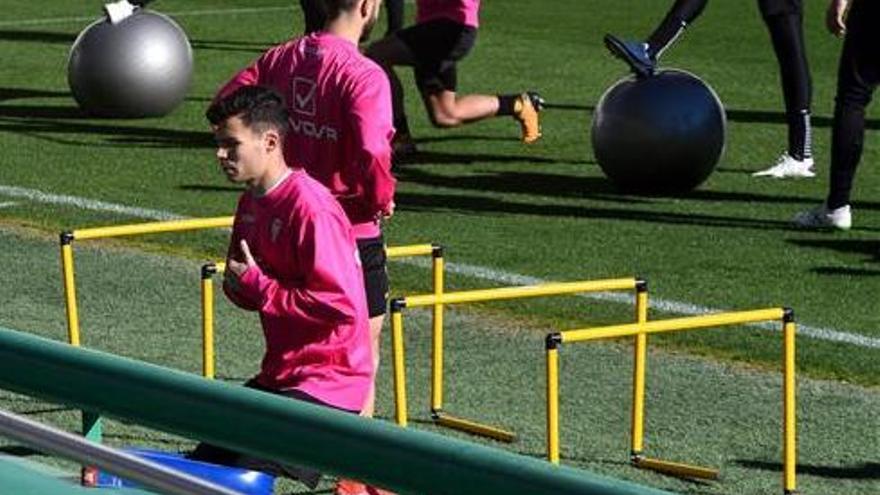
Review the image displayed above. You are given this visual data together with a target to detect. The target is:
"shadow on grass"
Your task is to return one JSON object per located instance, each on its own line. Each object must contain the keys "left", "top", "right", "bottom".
{"left": 0, "top": 116, "right": 213, "bottom": 148}
{"left": 727, "top": 109, "right": 880, "bottom": 131}
{"left": 737, "top": 459, "right": 880, "bottom": 480}
{"left": 788, "top": 238, "right": 880, "bottom": 259}
{"left": 535, "top": 105, "right": 880, "bottom": 130}
{"left": 396, "top": 168, "right": 634, "bottom": 201}
{"left": 0, "top": 29, "right": 77, "bottom": 44}
{"left": 396, "top": 150, "right": 583, "bottom": 166}
{"left": 543, "top": 102, "right": 594, "bottom": 112}
{"left": 0, "top": 445, "right": 43, "bottom": 457}
{"left": 0, "top": 87, "right": 70, "bottom": 101}
{"left": 0, "top": 104, "right": 90, "bottom": 119}
{"left": 397, "top": 167, "right": 880, "bottom": 210}
{"left": 395, "top": 191, "right": 816, "bottom": 231}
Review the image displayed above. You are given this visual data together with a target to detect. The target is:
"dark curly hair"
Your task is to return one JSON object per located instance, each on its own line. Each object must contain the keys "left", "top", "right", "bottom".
{"left": 205, "top": 85, "right": 290, "bottom": 136}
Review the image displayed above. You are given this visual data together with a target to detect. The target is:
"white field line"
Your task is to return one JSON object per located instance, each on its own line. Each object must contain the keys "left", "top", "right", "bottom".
{"left": 2, "top": 183, "right": 878, "bottom": 350}
{"left": 0, "top": 6, "right": 295, "bottom": 28}
{"left": 0, "top": 202, "right": 19, "bottom": 209}
{"left": 395, "top": 257, "right": 880, "bottom": 350}
{"left": 0, "top": 185, "right": 183, "bottom": 221}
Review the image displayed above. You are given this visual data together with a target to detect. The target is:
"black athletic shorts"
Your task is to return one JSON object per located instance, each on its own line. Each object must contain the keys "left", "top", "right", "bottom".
{"left": 396, "top": 19, "right": 477, "bottom": 94}
{"left": 357, "top": 235, "right": 389, "bottom": 317}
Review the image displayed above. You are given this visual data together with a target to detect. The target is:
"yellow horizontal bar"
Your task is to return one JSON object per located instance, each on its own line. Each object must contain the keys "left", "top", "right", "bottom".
{"left": 402, "top": 278, "right": 638, "bottom": 308}
{"left": 209, "top": 242, "right": 433, "bottom": 276}
{"left": 434, "top": 413, "right": 516, "bottom": 443}
{"left": 562, "top": 308, "right": 785, "bottom": 343}
{"left": 386, "top": 244, "right": 434, "bottom": 258}
{"left": 634, "top": 457, "right": 719, "bottom": 480}
{"left": 73, "top": 216, "right": 234, "bottom": 240}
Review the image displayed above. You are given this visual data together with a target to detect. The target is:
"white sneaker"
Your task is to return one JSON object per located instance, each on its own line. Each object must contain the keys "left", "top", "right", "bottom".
{"left": 792, "top": 204, "right": 852, "bottom": 230}
{"left": 752, "top": 153, "right": 815, "bottom": 178}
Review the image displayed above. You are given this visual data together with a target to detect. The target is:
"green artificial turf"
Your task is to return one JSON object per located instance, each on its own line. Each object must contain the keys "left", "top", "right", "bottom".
{"left": 0, "top": 226, "right": 877, "bottom": 494}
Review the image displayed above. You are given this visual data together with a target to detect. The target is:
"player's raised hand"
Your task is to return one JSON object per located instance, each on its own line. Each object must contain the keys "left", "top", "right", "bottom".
{"left": 228, "top": 239, "right": 257, "bottom": 277}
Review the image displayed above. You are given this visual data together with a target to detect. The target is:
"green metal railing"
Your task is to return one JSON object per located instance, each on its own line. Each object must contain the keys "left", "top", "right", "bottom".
{"left": 0, "top": 326, "right": 671, "bottom": 495}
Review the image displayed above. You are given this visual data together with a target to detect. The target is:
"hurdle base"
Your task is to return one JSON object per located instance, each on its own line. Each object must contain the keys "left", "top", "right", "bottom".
{"left": 432, "top": 410, "right": 515, "bottom": 443}
{"left": 632, "top": 455, "right": 719, "bottom": 481}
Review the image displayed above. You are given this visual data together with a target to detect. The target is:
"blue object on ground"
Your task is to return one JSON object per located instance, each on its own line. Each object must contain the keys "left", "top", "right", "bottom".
{"left": 93, "top": 448, "right": 274, "bottom": 495}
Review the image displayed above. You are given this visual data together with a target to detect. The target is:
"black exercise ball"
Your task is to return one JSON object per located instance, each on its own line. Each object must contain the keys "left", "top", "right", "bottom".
{"left": 591, "top": 69, "right": 726, "bottom": 193}
{"left": 68, "top": 8, "right": 192, "bottom": 118}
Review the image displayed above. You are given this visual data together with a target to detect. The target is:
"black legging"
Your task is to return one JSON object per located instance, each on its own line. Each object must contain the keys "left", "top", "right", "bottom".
{"left": 826, "top": 0, "right": 880, "bottom": 209}
{"left": 300, "top": 0, "right": 405, "bottom": 35}
{"left": 645, "top": 0, "right": 812, "bottom": 159}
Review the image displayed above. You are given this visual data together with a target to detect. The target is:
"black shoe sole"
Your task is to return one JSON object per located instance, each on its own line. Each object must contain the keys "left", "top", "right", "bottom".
{"left": 603, "top": 34, "right": 654, "bottom": 78}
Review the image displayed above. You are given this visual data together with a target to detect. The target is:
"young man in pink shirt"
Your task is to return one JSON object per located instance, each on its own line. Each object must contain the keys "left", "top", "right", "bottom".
{"left": 215, "top": 0, "right": 395, "bottom": 434}
{"left": 366, "top": 0, "right": 544, "bottom": 155}
{"left": 190, "top": 85, "right": 391, "bottom": 495}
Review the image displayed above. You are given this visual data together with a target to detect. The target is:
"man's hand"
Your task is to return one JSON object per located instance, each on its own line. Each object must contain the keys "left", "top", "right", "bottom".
{"left": 381, "top": 200, "right": 395, "bottom": 220}
{"left": 227, "top": 239, "right": 257, "bottom": 278}
{"left": 826, "top": 0, "right": 850, "bottom": 37}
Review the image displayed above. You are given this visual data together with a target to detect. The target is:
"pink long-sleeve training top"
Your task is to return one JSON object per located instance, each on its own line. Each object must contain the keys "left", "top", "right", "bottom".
{"left": 217, "top": 33, "right": 396, "bottom": 239}
{"left": 417, "top": 0, "right": 481, "bottom": 27}
{"left": 224, "top": 169, "right": 373, "bottom": 412}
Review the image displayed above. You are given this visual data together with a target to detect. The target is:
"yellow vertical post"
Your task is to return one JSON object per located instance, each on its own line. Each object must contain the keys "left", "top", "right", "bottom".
{"left": 783, "top": 312, "right": 797, "bottom": 494}
{"left": 390, "top": 301, "right": 408, "bottom": 427}
{"left": 631, "top": 281, "right": 648, "bottom": 458}
{"left": 201, "top": 264, "right": 217, "bottom": 379}
{"left": 60, "top": 232, "right": 103, "bottom": 444}
{"left": 59, "top": 233, "right": 81, "bottom": 347}
{"left": 431, "top": 246, "right": 445, "bottom": 412}
{"left": 546, "top": 334, "right": 561, "bottom": 464}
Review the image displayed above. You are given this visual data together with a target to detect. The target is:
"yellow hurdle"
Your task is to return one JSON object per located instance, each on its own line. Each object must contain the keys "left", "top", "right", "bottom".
{"left": 58, "top": 216, "right": 235, "bottom": 447}
{"left": 200, "top": 244, "right": 441, "bottom": 381}
{"left": 391, "top": 277, "right": 643, "bottom": 441}
{"left": 545, "top": 306, "right": 797, "bottom": 495}
{"left": 59, "top": 217, "right": 235, "bottom": 348}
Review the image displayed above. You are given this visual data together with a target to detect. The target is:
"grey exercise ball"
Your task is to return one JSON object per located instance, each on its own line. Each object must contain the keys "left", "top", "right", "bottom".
{"left": 67, "top": 9, "right": 192, "bottom": 118}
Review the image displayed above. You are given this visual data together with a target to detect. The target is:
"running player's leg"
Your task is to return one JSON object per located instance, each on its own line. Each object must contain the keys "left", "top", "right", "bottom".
{"left": 408, "top": 20, "right": 542, "bottom": 142}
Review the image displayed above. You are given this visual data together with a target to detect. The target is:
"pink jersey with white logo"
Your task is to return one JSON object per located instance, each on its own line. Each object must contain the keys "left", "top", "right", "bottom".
{"left": 224, "top": 170, "right": 372, "bottom": 412}
{"left": 417, "top": 0, "right": 480, "bottom": 27}
{"left": 218, "top": 33, "right": 396, "bottom": 239}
